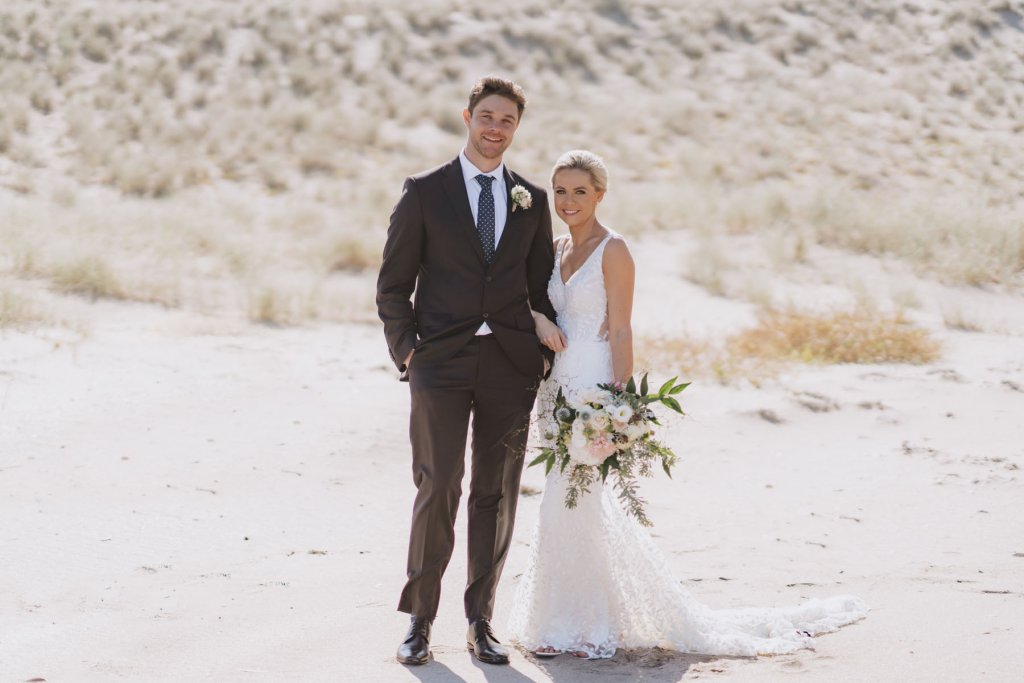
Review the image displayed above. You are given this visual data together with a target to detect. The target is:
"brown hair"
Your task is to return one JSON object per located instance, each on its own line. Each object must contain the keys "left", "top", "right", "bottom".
{"left": 468, "top": 76, "right": 527, "bottom": 119}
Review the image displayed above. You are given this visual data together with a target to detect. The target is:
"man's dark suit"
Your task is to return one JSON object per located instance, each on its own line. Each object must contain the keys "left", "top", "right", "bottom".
{"left": 377, "top": 156, "right": 556, "bottom": 621}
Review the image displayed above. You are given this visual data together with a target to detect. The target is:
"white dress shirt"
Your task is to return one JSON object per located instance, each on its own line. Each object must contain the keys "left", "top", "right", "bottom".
{"left": 459, "top": 149, "right": 507, "bottom": 335}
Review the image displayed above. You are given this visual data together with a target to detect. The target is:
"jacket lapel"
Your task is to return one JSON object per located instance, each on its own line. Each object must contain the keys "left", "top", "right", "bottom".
{"left": 493, "top": 166, "right": 522, "bottom": 264}
{"left": 440, "top": 157, "right": 487, "bottom": 265}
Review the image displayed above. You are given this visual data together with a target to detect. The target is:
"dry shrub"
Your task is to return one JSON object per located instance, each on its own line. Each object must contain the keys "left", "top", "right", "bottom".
{"left": 728, "top": 308, "right": 940, "bottom": 365}
{"left": 0, "top": 119, "right": 11, "bottom": 154}
{"left": 682, "top": 236, "right": 732, "bottom": 297}
{"left": 324, "top": 234, "right": 380, "bottom": 273}
{"left": 0, "top": 287, "right": 47, "bottom": 330}
{"left": 941, "top": 305, "right": 984, "bottom": 333}
{"left": 245, "top": 284, "right": 316, "bottom": 326}
{"left": 635, "top": 335, "right": 714, "bottom": 378}
{"left": 804, "top": 186, "right": 1024, "bottom": 286}
{"left": 50, "top": 256, "right": 125, "bottom": 300}
{"left": 248, "top": 288, "right": 290, "bottom": 325}
{"left": 635, "top": 334, "right": 767, "bottom": 385}
{"left": 638, "top": 307, "right": 940, "bottom": 384}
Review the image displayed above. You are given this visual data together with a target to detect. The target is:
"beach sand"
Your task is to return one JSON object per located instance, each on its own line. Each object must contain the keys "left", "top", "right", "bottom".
{"left": 2, "top": 237, "right": 1023, "bottom": 682}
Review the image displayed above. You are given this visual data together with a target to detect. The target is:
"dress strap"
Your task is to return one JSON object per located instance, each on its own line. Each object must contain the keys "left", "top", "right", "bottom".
{"left": 593, "top": 232, "right": 615, "bottom": 264}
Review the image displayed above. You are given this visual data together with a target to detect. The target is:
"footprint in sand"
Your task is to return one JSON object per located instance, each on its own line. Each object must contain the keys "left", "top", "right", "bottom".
{"left": 927, "top": 368, "right": 966, "bottom": 383}
{"left": 792, "top": 391, "right": 839, "bottom": 413}
{"left": 1002, "top": 380, "right": 1023, "bottom": 393}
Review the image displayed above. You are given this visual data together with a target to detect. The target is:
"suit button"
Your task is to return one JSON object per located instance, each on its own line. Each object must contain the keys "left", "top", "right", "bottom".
{"left": 482, "top": 312, "right": 489, "bottom": 319}
{"left": 485, "top": 276, "right": 493, "bottom": 282}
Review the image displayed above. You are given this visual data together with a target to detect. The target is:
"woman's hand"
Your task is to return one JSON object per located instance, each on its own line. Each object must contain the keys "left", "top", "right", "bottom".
{"left": 533, "top": 311, "right": 568, "bottom": 353}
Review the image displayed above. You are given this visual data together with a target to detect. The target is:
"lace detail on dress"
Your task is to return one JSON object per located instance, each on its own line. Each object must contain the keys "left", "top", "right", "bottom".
{"left": 510, "top": 231, "right": 868, "bottom": 659}
{"left": 549, "top": 233, "right": 614, "bottom": 345}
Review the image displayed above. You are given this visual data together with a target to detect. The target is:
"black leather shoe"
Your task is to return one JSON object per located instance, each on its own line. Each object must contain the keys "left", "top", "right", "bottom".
{"left": 466, "top": 618, "right": 509, "bottom": 664}
{"left": 396, "top": 616, "right": 432, "bottom": 665}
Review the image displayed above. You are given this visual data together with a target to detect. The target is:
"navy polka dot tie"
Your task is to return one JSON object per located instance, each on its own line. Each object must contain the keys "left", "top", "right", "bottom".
{"left": 475, "top": 174, "right": 496, "bottom": 264}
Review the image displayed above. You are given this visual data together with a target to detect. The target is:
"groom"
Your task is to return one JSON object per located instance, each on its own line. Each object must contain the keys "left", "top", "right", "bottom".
{"left": 376, "top": 76, "right": 556, "bottom": 665}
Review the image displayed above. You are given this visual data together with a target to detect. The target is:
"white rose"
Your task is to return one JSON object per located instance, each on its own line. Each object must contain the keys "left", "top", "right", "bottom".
{"left": 610, "top": 404, "right": 633, "bottom": 424}
{"left": 625, "top": 422, "right": 647, "bottom": 442}
{"left": 569, "top": 438, "right": 606, "bottom": 466}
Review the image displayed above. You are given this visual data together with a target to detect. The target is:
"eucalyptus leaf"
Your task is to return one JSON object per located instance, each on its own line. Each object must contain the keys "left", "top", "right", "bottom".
{"left": 661, "top": 396, "right": 683, "bottom": 413}
{"left": 528, "top": 451, "right": 549, "bottom": 467}
{"left": 669, "top": 381, "right": 691, "bottom": 395}
{"left": 658, "top": 376, "right": 677, "bottom": 396}
{"left": 639, "top": 373, "right": 649, "bottom": 396}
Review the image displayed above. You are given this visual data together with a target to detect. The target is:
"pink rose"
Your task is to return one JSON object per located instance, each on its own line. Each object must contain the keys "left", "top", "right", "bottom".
{"left": 586, "top": 433, "right": 618, "bottom": 463}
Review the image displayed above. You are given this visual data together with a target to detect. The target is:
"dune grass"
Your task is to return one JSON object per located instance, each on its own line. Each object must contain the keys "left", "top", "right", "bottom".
{"left": 322, "top": 235, "right": 381, "bottom": 273}
{"left": 0, "top": 0, "right": 1020, "bottom": 328}
{"left": 637, "top": 305, "right": 940, "bottom": 385}
{"left": 0, "top": 287, "right": 47, "bottom": 331}
{"left": 49, "top": 256, "right": 125, "bottom": 300}
{"left": 728, "top": 308, "right": 940, "bottom": 365}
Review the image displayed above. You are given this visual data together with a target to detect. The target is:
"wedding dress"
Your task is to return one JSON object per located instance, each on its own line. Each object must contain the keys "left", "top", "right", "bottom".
{"left": 507, "top": 232, "right": 867, "bottom": 658}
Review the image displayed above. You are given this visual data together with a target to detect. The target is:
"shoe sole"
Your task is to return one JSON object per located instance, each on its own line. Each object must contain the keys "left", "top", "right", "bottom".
{"left": 467, "top": 643, "right": 509, "bottom": 664}
{"left": 396, "top": 652, "right": 432, "bottom": 666}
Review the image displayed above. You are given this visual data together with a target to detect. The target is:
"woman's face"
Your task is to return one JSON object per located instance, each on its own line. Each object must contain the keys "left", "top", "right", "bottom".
{"left": 553, "top": 169, "right": 604, "bottom": 228}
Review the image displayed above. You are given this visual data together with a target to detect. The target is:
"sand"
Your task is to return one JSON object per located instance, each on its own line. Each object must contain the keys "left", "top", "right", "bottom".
{"left": 2, "top": 236, "right": 1023, "bottom": 682}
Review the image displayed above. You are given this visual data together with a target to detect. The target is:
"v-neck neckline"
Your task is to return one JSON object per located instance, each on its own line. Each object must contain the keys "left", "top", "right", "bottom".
{"left": 559, "top": 233, "right": 609, "bottom": 287}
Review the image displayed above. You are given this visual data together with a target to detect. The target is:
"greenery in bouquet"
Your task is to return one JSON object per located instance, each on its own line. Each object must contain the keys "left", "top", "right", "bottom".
{"left": 529, "top": 373, "right": 689, "bottom": 527}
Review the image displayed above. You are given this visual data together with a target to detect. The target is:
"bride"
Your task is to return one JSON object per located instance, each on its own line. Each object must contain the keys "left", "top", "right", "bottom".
{"left": 508, "top": 150, "right": 867, "bottom": 659}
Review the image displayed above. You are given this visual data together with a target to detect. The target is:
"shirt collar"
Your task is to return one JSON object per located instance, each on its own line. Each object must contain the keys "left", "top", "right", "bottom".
{"left": 459, "top": 149, "right": 504, "bottom": 186}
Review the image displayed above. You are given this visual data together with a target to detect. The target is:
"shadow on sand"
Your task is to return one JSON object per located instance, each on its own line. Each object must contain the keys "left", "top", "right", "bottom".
{"left": 526, "top": 647, "right": 753, "bottom": 682}
{"left": 405, "top": 656, "right": 538, "bottom": 683}
{"left": 401, "top": 646, "right": 752, "bottom": 682}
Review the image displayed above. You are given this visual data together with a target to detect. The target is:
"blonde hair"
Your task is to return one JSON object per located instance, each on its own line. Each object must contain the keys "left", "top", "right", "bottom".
{"left": 551, "top": 149, "right": 609, "bottom": 193}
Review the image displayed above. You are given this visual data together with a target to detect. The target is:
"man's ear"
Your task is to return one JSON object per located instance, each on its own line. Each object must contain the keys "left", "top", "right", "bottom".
{"left": 462, "top": 108, "right": 471, "bottom": 127}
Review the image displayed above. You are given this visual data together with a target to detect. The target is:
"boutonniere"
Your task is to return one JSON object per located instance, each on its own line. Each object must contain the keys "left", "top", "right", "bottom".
{"left": 510, "top": 184, "right": 533, "bottom": 212}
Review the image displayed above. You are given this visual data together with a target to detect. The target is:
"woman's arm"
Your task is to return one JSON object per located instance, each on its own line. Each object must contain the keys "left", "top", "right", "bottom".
{"left": 603, "top": 237, "right": 635, "bottom": 384}
{"left": 532, "top": 309, "right": 568, "bottom": 353}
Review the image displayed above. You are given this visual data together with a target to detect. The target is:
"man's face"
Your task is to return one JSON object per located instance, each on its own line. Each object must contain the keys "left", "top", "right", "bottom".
{"left": 463, "top": 94, "right": 520, "bottom": 161}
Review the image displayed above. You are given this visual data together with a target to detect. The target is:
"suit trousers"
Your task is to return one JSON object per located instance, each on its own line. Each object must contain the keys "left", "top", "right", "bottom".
{"left": 398, "top": 335, "right": 539, "bottom": 620}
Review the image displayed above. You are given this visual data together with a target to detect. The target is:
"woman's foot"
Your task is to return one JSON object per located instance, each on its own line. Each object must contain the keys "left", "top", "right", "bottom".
{"left": 567, "top": 642, "right": 602, "bottom": 659}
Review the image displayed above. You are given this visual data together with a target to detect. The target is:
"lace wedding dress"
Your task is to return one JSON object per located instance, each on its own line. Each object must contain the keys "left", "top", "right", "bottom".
{"left": 507, "top": 232, "right": 867, "bottom": 658}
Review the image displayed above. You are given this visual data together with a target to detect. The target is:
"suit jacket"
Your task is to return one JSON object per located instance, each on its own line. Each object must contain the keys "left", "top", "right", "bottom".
{"left": 376, "top": 156, "right": 557, "bottom": 381}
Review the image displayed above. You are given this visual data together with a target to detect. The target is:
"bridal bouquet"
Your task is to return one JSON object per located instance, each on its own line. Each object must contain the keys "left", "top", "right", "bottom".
{"left": 529, "top": 373, "right": 689, "bottom": 527}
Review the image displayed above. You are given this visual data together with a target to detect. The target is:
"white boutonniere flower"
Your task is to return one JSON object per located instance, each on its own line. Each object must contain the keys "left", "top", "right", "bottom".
{"left": 510, "top": 184, "right": 532, "bottom": 212}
